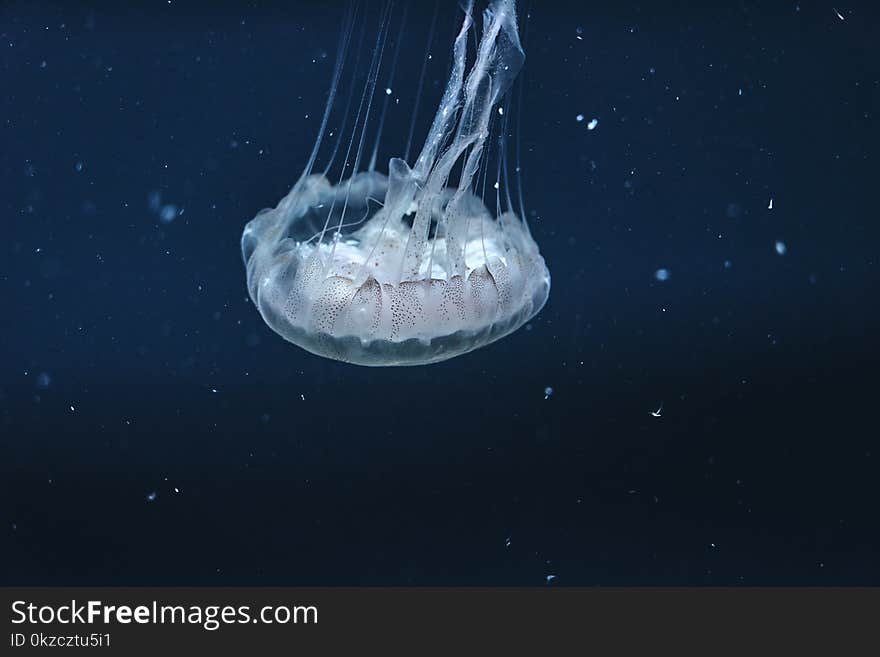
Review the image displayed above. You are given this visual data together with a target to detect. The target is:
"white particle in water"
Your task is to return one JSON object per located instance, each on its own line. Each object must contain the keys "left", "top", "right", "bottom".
{"left": 576, "top": 114, "right": 584, "bottom": 122}
{"left": 775, "top": 240, "right": 787, "bottom": 255}
{"left": 587, "top": 118, "right": 599, "bottom": 130}
{"left": 654, "top": 268, "right": 670, "bottom": 281}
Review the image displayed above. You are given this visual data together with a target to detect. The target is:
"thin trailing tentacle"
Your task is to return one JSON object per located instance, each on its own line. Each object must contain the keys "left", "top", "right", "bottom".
{"left": 316, "top": 1, "right": 393, "bottom": 249}
{"left": 514, "top": 1, "right": 531, "bottom": 233}
{"left": 300, "top": 2, "right": 355, "bottom": 182}
{"left": 322, "top": 6, "right": 367, "bottom": 178}
{"left": 404, "top": 0, "right": 439, "bottom": 164}
{"left": 368, "top": 3, "right": 408, "bottom": 172}
{"left": 327, "top": 0, "right": 395, "bottom": 267}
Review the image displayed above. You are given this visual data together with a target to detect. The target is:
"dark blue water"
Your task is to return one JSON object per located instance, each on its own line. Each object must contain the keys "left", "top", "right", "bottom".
{"left": 2, "top": 0, "right": 878, "bottom": 585}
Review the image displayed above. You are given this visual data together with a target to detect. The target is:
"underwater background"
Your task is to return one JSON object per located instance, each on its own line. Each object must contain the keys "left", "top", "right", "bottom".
{"left": 2, "top": 0, "right": 878, "bottom": 585}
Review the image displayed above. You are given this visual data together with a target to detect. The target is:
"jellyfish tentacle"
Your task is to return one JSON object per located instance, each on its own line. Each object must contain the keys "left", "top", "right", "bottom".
{"left": 273, "top": 3, "right": 354, "bottom": 230}
{"left": 322, "top": 5, "right": 367, "bottom": 178}
{"left": 500, "top": 93, "right": 515, "bottom": 215}
{"left": 404, "top": 0, "right": 439, "bottom": 164}
{"left": 477, "top": 116, "right": 493, "bottom": 207}
{"left": 317, "top": 0, "right": 393, "bottom": 250}
{"left": 368, "top": 3, "right": 408, "bottom": 172}
{"left": 514, "top": 4, "right": 531, "bottom": 234}
{"left": 494, "top": 125, "right": 503, "bottom": 221}
{"left": 326, "top": 0, "right": 395, "bottom": 267}
{"left": 299, "top": 1, "right": 355, "bottom": 184}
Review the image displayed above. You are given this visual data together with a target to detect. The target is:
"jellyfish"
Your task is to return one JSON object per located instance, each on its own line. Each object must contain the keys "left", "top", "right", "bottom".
{"left": 241, "top": 0, "right": 550, "bottom": 366}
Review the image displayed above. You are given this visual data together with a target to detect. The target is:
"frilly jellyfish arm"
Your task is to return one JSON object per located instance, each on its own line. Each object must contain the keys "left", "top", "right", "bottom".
{"left": 402, "top": 0, "right": 525, "bottom": 281}
{"left": 412, "top": 0, "right": 474, "bottom": 182}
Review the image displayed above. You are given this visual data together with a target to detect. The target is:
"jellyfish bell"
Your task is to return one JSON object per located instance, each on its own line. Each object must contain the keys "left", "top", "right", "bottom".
{"left": 241, "top": 0, "right": 550, "bottom": 366}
